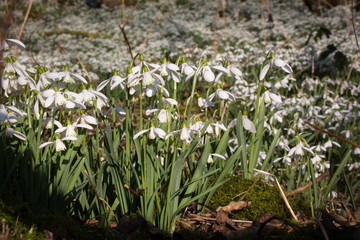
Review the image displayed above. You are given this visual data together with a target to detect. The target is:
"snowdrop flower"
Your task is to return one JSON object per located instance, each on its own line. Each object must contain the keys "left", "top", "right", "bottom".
{"left": 263, "top": 90, "right": 282, "bottom": 104}
{"left": 311, "top": 154, "right": 327, "bottom": 172}
{"left": 242, "top": 115, "right": 256, "bottom": 133}
{"left": 202, "top": 66, "right": 215, "bottom": 82}
{"left": 79, "top": 114, "right": 97, "bottom": 127}
{"left": 55, "top": 122, "right": 78, "bottom": 138}
{"left": 134, "top": 126, "right": 166, "bottom": 140}
{"left": 354, "top": 148, "right": 360, "bottom": 155}
{"left": 109, "top": 75, "right": 126, "bottom": 91}
{"left": 61, "top": 66, "right": 87, "bottom": 84}
{"left": 157, "top": 109, "right": 168, "bottom": 123}
{"left": 143, "top": 71, "right": 154, "bottom": 87}
{"left": 0, "top": 104, "right": 26, "bottom": 124}
{"left": 349, "top": 162, "right": 360, "bottom": 171}
{"left": 213, "top": 61, "right": 243, "bottom": 81}
{"left": 39, "top": 136, "right": 77, "bottom": 152}
{"left": 190, "top": 120, "right": 213, "bottom": 134}
{"left": 104, "top": 106, "right": 126, "bottom": 118}
{"left": 323, "top": 139, "right": 341, "bottom": 149}
{"left": 42, "top": 88, "right": 67, "bottom": 108}
{"left": 198, "top": 95, "right": 215, "bottom": 109}
{"left": 341, "top": 130, "right": 352, "bottom": 139}
{"left": 181, "top": 62, "right": 196, "bottom": 82}
{"left": 288, "top": 140, "right": 314, "bottom": 157}
{"left": 166, "top": 125, "right": 199, "bottom": 144}
{"left": 259, "top": 56, "right": 293, "bottom": 81}
{"left": 214, "top": 89, "right": 236, "bottom": 101}
{"left": 162, "top": 97, "right": 178, "bottom": 106}
{"left": 1, "top": 38, "right": 26, "bottom": 51}
{"left": 207, "top": 153, "right": 227, "bottom": 164}
{"left": 160, "top": 58, "right": 181, "bottom": 83}
{"left": 274, "top": 155, "right": 292, "bottom": 166}
{"left": 212, "top": 122, "right": 227, "bottom": 136}
{"left": 0, "top": 127, "right": 27, "bottom": 141}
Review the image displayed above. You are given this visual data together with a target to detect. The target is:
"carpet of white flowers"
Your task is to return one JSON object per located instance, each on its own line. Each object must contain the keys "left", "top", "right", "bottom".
{"left": 1, "top": 0, "right": 360, "bottom": 234}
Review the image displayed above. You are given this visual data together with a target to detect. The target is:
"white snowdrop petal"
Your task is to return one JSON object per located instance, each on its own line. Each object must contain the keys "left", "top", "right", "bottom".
{"left": 39, "top": 141, "right": 54, "bottom": 149}
{"left": 6, "top": 38, "right": 26, "bottom": 49}
{"left": 259, "top": 63, "right": 270, "bottom": 81}
{"left": 96, "top": 79, "right": 110, "bottom": 91}
{"left": 134, "top": 129, "right": 150, "bottom": 139}
{"left": 70, "top": 73, "right": 88, "bottom": 84}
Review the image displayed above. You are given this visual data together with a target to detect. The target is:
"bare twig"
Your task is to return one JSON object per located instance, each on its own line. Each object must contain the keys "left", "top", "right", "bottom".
{"left": 98, "top": 197, "right": 119, "bottom": 223}
{"left": 264, "top": 2, "right": 298, "bottom": 50}
{"left": 139, "top": 0, "right": 168, "bottom": 53}
{"left": 76, "top": 53, "right": 92, "bottom": 83}
{"left": 304, "top": 120, "right": 360, "bottom": 149}
{"left": 12, "top": 0, "right": 34, "bottom": 56}
{"left": 288, "top": 173, "right": 329, "bottom": 196}
{"left": 186, "top": 212, "right": 253, "bottom": 224}
{"left": 213, "top": 5, "right": 220, "bottom": 58}
{"left": 118, "top": 24, "right": 134, "bottom": 59}
{"left": 221, "top": 0, "right": 228, "bottom": 50}
{"left": 124, "top": 0, "right": 141, "bottom": 27}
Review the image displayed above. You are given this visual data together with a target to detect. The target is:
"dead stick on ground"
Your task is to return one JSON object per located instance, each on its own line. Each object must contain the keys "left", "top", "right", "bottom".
{"left": 288, "top": 172, "right": 329, "bottom": 196}
{"left": 186, "top": 213, "right": 253, "bottom": 224}
{"left": 304, "top": 120, "right": 360, "bottom": 149}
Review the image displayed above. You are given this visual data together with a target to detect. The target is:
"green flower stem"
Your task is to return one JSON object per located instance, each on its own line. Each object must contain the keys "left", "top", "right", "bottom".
{"left": 184, "top": 58, "right": 205, "bottom": 125}
{"left": 112, "top": 96, "right": 116, "bottom": 141}
{"left": 35, "top": 106, "right": 44, "bottom": 165}
{"left": 139, "top": 81, "right": 143, "bottom": 132}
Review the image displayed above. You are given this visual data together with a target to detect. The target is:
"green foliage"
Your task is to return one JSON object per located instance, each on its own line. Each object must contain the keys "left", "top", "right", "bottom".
{"left": 208, "top": 174, "right": 311, "bottom": 220}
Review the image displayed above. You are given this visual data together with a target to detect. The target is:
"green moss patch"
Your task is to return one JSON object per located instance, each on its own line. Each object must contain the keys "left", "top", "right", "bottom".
{"left": 208, "top": 175, "right": 311, "bottom": 221}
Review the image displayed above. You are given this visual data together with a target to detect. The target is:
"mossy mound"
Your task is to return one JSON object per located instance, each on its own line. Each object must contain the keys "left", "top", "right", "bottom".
{"left": 208, "top": 175, "right": 311, "bottom": 221}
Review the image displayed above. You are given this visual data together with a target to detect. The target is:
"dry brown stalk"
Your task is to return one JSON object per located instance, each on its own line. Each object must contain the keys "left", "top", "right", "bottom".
{"left": 304, "top": 120, "right": 360, "bottom": 149}
{"left": 139, "top": 0, "right": 168, "bottom": 53}
{"left": 12, "top": 0, "right": 34, "bottom": 56}
{"left": 221, "top": 0, "right": 229, "bottom": 50}
{"left": 124, "top": 0, "right": 141, "bottom": 26}
{"left": 287, "top": 172, "right": 329, "bottom": 196}
{"left": 99, "top": 197, "right": 119, "bottom": 223}
{"left": 186, "top": 213, "right": 253, "bottom": 224}
{"left": 213, "top": 5, "right": 220, "bottom": 58}
{"left": 76, "top": 53, "right": 92, "bottom": 83}
{"left": 264, "top": 2, "right": 298, "bottom": 50}
{"left": 254, "top": 170, "right": 299, "bottom": 222}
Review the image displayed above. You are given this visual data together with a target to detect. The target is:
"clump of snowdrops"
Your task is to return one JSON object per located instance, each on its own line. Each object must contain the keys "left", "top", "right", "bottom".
{"left": 0, "top": 38, "right": 359, "bottom": 234}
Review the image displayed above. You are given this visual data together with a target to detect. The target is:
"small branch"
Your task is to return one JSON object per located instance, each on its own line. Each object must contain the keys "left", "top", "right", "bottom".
{"left": 213, "top": 5, "right": 220, "bottom": 58}
{"left": 124, "top": 0, "right": 141, "bottom": 27}
{"left": 118, "top": 24, "right": 133, "bottom": 59}
{"left": 304, "top": 120, "right": 360, "bottom": 149}
{"left": 12, "top": 0, "right": 34, "bottom": 56}
{"left": 99, "top": 197, "right": 118, "bottom": 223}
{"left": 76, "top": 53, "right": 92, "bottom": 83}
{"left": 288, "top": 172, "right": 329, "bottom": 196}
{"left": 221, "top": 0, "right": 228, "bottom": 50}
{"left": 139, "top": 0, "right": 168, "bottom": 53}
{"left": 264, "top": 2, "right": 298, "bottom": 50}
{"left": 186, "top": 213, "right": 253, "bottom": 224}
